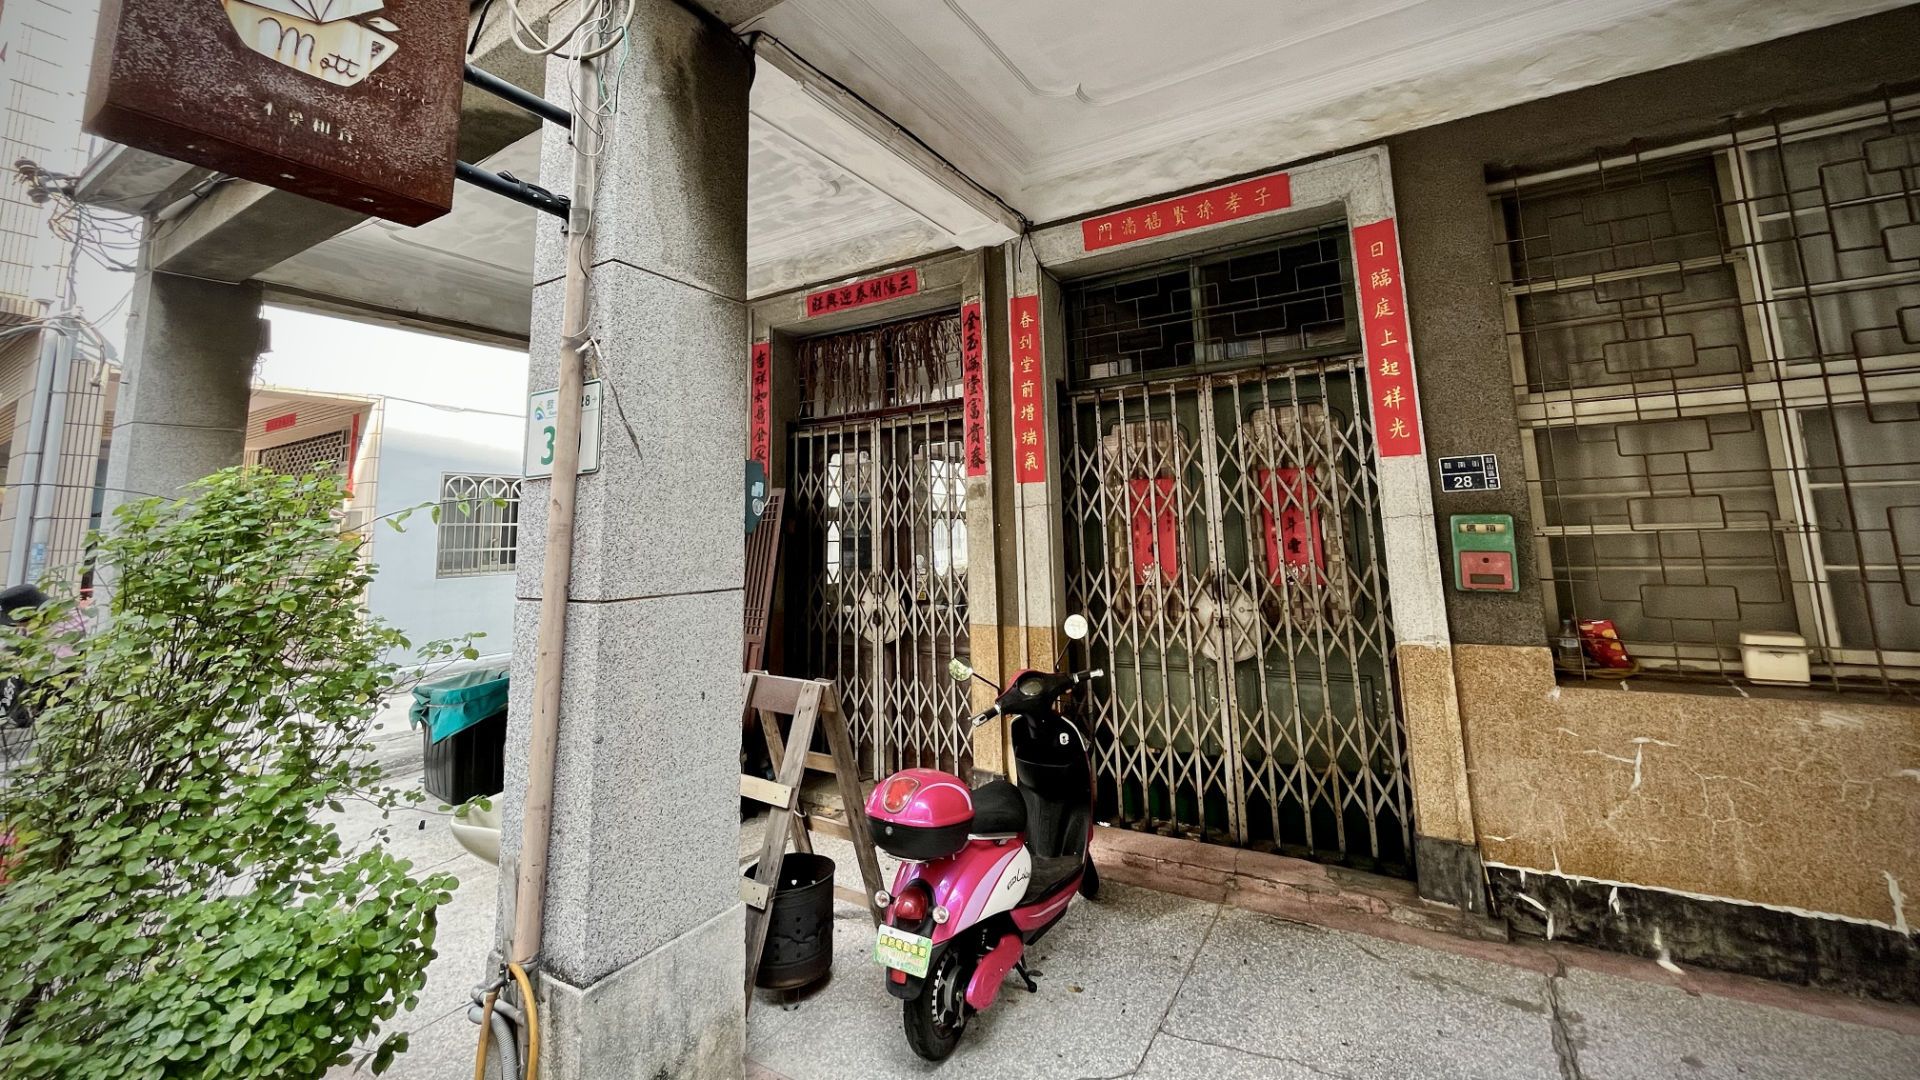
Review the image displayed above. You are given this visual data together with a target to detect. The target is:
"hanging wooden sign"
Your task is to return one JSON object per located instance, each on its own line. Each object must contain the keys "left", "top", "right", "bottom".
{"left": 84, "top": 0, "right": 466, "bottom": 226}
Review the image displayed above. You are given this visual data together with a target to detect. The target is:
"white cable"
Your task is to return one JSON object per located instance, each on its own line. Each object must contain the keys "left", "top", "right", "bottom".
{"left": 507, "top": 0, "right": 632, "bottom": 60}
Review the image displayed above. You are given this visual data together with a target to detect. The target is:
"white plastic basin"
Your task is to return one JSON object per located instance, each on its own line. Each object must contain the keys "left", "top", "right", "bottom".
{"left": 451, "top": 799, "right": 502, "bottom": 866}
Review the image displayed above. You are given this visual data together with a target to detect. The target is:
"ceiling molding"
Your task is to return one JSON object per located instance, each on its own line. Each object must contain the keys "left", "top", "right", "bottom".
{"left": 750, "top": 38, "right": 1022, "bottom": 245}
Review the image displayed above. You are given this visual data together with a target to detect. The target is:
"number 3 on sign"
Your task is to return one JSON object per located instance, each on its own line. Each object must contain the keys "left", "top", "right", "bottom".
{"left": 525, "top": 381, "right": 605, "bottom": 478}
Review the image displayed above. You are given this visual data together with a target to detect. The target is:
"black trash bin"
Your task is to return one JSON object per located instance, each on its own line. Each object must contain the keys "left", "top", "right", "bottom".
{"left": 747, "top": 852, "right": 837, "bottom": 990}
{"left": 410, "top": 666, "right": 509, "bottom": 804}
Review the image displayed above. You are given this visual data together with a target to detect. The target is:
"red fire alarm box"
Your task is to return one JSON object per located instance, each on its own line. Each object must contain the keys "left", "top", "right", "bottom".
{"left": 1450, "top": 514, "right": 1518, "bottom": 592}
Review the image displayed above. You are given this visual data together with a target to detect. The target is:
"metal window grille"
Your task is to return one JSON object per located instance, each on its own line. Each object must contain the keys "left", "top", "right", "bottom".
{"left": 796, "top": 311, "right": 962, "bottom": 419}
{"left": 1067, "top": 225, "right": 1354, "bottom": 382}
{"left": 255, "top": 429, "right": 350, "bottom": 476}
{"left": 1493, "top": 91, "right": 1920, "bottom": 690}
{"left": 436, "top": 474, "right": 522, "bottom": 577}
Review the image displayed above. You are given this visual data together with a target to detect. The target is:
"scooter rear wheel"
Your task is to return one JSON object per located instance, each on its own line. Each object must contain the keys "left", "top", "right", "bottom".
{"left": 903, "top": 946, "right": 971, "bottom": 1061}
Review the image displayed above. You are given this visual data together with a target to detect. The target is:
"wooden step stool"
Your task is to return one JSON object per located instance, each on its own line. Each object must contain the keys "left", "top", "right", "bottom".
{"left": 739, "top": 672, "right": 884, "bottom": 1007}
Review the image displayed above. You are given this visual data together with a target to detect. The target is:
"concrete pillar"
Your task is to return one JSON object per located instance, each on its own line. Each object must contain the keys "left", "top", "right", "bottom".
{"left": 493, "top": 7, "right": 751, "bottom": 1078}
{"left": 102, "top": 270, "right": 262, "bottom": 514}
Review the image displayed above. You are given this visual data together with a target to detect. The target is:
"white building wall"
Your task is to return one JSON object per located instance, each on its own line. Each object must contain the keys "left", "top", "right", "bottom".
{"left": 254, "top": 306, "right": 530, "bottom": 667}
{"left": 365, "top": 397, "right": 522, "bottom": 666}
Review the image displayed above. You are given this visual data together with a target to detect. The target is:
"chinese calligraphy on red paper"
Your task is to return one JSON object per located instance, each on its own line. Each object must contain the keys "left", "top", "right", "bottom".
{"left": 1082, "top": 171, "right": 1293, "bottom": 252}
{"left": 749, "top": 341, "right": 771, "bottom": 470}
{"left": 1352, "top": 218, "right": 1423, "bottom": 457}
{"left": 1009, "top": 295, "right": 1047, "bottom": 484}
{"left": 961, "top": 300, "right": 988, "bottom": 478}
{"left": 804, "top": 268, "right": 919, "bottom": 318}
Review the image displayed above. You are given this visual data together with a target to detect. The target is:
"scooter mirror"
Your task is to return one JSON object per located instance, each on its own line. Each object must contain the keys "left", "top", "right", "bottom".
{"left": 1063, "top": 614, "right": 1089, "bottom": 641}
{"left": 947, "top": 658, "right": 975, "bottom": 683}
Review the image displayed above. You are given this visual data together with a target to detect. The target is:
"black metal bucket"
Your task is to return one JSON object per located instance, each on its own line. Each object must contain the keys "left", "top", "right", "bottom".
{"left": 748, "top": 852, "right": 836, "bottom": 989}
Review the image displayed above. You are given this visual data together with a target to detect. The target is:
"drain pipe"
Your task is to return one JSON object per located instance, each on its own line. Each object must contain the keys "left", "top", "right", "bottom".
{"left": 509, "top": 42, "right": 602, "bottom": 976}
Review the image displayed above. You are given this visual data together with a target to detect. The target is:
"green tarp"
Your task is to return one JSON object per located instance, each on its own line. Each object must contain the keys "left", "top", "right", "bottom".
{"left": 409, "top": 664, "right": 509, "bottom": 744}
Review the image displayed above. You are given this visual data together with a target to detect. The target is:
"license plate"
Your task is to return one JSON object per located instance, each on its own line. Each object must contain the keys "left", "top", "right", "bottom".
{"left": 872, "top": 924, "right": 932, "bottom": 978}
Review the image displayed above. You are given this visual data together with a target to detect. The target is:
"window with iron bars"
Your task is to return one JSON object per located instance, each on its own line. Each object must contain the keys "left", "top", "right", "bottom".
{"left": 436, "top": 474, "right": 521, "bottom": 577}
{"left": 255, "top": 429, "right": 350, "bottom": 476}
{"left": 1493, "top": 93, "right": 1920, "bottom": 690}
{"left": 1067, "top": 224, "right": 1354, "bottom": 383}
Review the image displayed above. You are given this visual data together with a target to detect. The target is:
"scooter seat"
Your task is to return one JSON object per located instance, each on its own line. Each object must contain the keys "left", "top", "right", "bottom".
{"left": 969, "top": 779, "right": 1026, "bottom": 836}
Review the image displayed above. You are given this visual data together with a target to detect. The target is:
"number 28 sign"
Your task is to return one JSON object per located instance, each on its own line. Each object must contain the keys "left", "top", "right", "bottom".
{"left": 525, "top": 381, "right": 603, "bottom": 478}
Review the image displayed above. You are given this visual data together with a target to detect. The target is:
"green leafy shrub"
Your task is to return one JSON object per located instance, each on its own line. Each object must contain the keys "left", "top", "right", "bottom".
{"left": 0, "top": 468, "right": 456, "bottom": 1078}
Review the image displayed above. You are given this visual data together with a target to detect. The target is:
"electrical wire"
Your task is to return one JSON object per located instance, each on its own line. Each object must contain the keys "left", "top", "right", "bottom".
{"left": 13, "top": 160, "right": 142, "bottom": 284}
{"left": 506, "top": 0, "right": 632, "bottom": 60}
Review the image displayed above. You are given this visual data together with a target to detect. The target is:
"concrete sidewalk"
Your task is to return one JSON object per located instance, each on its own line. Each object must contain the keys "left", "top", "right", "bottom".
{"left": 743, "top": 841, "right": 1919, "bottom": 1080}
{"left": 327, "top": 769, "right": 1920, "bottom": 1080}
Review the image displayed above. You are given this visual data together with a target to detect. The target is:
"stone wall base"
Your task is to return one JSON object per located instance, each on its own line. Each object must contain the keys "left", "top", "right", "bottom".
{"left": 538, "top": 903, "right": 746, "bottom": 1080}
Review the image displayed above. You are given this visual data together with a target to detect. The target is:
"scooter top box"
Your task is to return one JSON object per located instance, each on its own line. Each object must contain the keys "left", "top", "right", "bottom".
{"left": 866, "top": 768, "right": 974, "bottom": 861}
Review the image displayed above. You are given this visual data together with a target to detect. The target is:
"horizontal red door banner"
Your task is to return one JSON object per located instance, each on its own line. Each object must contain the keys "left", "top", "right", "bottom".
{"left": 1009, "top": 295, "right": 1047, "bottom": 484}
{"left": 805, "top": 267, "right": 919, "bottom": 318}
{"left": 1352, "top": 218, "right": 1423, "bottom": 458}
{"left": 1082, "top": 171, "right": 1292, "bottom": 252}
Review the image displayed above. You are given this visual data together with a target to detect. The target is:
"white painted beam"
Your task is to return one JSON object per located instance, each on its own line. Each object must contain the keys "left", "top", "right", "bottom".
{"left": 752, "top": 38, "right": 1021, "bottom": 252}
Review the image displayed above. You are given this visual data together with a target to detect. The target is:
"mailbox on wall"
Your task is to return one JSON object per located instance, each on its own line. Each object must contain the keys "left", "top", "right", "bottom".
{"left": 1450, "top": 513, "right": 1518, "bottom": 593}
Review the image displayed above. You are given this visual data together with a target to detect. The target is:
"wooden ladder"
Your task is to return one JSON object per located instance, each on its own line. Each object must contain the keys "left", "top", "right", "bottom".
{"left": 739, "top": 672, "right": 885, "bottom": 1007}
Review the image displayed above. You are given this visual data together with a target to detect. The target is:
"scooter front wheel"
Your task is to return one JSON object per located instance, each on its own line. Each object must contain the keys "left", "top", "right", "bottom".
{"left": 902, "top": 946, "right": 971, "bottom": 1061}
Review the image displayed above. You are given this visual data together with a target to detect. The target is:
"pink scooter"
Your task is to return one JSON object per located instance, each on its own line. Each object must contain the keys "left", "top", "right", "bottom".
{"left": 865, "top": 615, "right": 1105, "bottom": 1060}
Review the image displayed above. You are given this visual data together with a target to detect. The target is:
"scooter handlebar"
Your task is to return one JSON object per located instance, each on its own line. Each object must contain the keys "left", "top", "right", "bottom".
{"left": 970, "top": 669, "right": 1104, "bottom": 726}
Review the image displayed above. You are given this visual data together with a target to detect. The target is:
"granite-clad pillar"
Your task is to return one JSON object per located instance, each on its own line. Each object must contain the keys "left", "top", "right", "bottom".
{"left": 492, "top": 6, "right": 751, "bottom": 1078}
{"left": 102, "top": 269, "right": 261, "bottom": 514}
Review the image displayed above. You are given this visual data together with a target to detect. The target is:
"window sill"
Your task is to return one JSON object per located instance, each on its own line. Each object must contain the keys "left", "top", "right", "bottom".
{"left": 1552, "top": 666, "right": 1920, "bottom": 707}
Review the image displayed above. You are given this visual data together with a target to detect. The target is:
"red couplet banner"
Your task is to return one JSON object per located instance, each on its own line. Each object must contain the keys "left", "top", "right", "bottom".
{"left": 1082, "top": 171, "right": 1292, "bottom": 252}
{"left": 961, "top": 301, "right": 988, "bottom": 477}
{"left": 1351, "top": 218, "right": 1423, "bottom": 458}
{"left": 748, "top": 341, "right": 771, "bottom": 469}
{"left": 805, "top": 268, "right": 919, "bottom": 318}
{"left": 1009, "top": 295, "right": 1046, "bottom": 484}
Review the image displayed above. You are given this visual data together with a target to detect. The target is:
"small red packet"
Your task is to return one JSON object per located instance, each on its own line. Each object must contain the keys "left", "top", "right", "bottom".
{"left": 1578, "top": 619, "right": 1634, "bottom": 669}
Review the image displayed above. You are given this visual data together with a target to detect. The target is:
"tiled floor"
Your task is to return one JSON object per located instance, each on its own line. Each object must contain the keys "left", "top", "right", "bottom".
{"left": 331, "top": 761, "right": 1920, "bottom": 1080}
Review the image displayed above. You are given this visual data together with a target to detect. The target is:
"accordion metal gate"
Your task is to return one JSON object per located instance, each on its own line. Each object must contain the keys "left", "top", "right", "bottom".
{"left": 786, "top": 312, "right": 973, "bottom": 779}
{"left": 1062, "top": 357, "right": 1413, "bottom": 875}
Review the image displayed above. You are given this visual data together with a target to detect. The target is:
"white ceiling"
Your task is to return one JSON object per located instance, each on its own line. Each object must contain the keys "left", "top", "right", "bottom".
{"left": 256, "top": 133, "right": 543, "bottom": 343}
{"left": 741, "top": 0, "right": 1910, "bottom": 224}
{"left": 251, "top": 0, "right": 1906, "bottom": 338}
